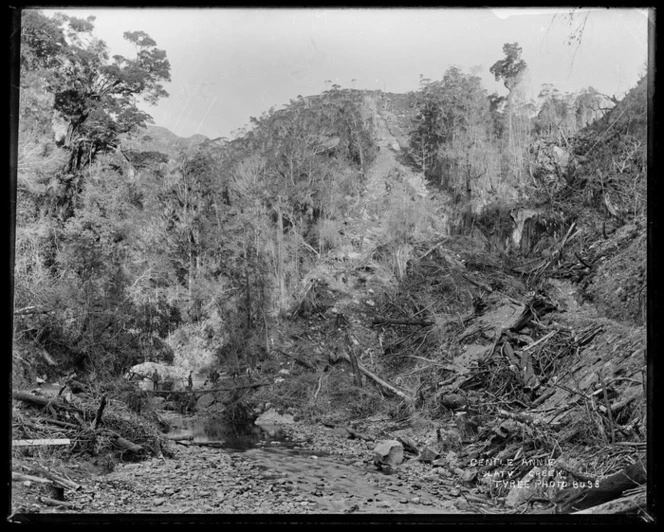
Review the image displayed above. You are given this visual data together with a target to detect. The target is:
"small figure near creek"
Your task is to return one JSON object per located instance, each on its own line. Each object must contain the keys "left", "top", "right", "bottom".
{"left": 186, "top": 371, "right": 193, "bottom": 391}
{"left": 152, "top": 369, "right": 160, "bottom": 391}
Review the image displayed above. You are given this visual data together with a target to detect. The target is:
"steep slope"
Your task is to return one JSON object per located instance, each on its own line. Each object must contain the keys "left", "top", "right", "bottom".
{"left": 245, "top": 86, "right": 646, "bottom": 513}
{"left": 11, "top": 83, "right": 647, "bottom": 516}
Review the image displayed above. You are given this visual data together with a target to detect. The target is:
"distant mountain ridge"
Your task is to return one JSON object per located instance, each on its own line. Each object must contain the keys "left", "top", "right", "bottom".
{"left": 129, "top": 124, "right": 210, "bottom": 155}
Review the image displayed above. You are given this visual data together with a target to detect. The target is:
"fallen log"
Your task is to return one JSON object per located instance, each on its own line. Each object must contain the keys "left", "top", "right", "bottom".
{"left": 372, "top": 317, "right": 434, "bottom": 327}
{"left": 554, "top": 461, "right": 646, "bottom": 513}
{"left": 13, "top": 439, "right": 71, "bottom": 447}
{"left": 462, "top": 274, "right": 494, "bottom": 294}
{"left": 18, "top": 465, "right": 81, "bottom": 491}
{"left": 42, "top": 418, "right": 81, "bottom": 430}
{"left": 38, "top": 497, "right": 77, "bottom": 509}
{"left": 144, "top": 381, "right": 271, "bottom": 395}
{"left": 12, "top": 472, "right": 53, "bottom": 485}
{"left": 165, "top": 434, "right": 194, "bottom": 441}
{"left": 340, "top": 354, "right": 414, "bottom": 403}
{"left": 521, "top": 330, "right": 558, "bottom": 352}
{"left": 12, "top": 390, "right": 83, "bottom": 414}
{"left": 96, "top": 428, "right": 143, "bottom": 454}
{"left": 45, "top": 472, "right": 80, "bottom": 491}
{"left": 418, "top": 240, "right": 446, "bottom": 260}
{"left": 113, "top": 436, "right": 143, "bottom": 454}
{"left": 572, "top": 490, "right": 646, "bottom": 514}
{"left": 184, "top": 440, "right": 224, "bottom": 448}
{"left": 14, "top": 305, "right": 53, "bottom": 316}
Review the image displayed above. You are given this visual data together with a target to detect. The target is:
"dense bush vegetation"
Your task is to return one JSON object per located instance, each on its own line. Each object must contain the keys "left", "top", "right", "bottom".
{"left": 14, "top": 10, "right": 646, "bottom": 387}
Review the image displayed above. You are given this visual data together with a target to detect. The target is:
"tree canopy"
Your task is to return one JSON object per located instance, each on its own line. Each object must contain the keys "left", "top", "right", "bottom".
{"left": 21, "top": 11, "right": 171, "bottom": 175}
{"left": 489, "top": 42, "right": 528, "bottom": 92}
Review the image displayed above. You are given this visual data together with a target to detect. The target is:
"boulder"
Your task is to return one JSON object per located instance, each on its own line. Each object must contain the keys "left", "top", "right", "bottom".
{"left": 373, "top": 440, "right": 404, "bottom": 468}
{"left": 417, "top": 446, "right": 440, "bottom": 464}
{"left": 254, "top": 408, "right": 295, "bottom": 426}
{"left": 195, "top": 393, "right": 217, "bottom": 410}
{"left": 395, "top": 435, "right": 419, "bottom": 454}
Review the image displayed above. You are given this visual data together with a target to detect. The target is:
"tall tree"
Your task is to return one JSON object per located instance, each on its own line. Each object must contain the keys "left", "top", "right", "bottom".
{"left": 490, "top": 42, "right": 530, "bottom": 183}
{"left": 489, "top": 42, "right": 527, "bottom": 93}
{"left": 21, "top": 10, "right": 171, "bottom": 220}
{"left": 408, "top": 67, "right": 494, "bottom": 202}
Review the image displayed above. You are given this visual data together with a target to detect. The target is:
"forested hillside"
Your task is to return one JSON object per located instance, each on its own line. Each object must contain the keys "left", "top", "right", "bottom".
{"left": 11, "top": 12, "right": 648, "bottom": 518}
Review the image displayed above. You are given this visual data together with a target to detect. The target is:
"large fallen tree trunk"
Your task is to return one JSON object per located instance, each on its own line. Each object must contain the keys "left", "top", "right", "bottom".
{"left": 164, "top": 434, "right": 194, "bottom": 442}
{"left": 174, "top": 440, "right": 224, "bottom": 448}
{"left": 572, "top": 490, "right": 647, "bottom": 514}
{"left": 38, "top": 497, "right": 77, "bottom": 509}
{"left": 144, "top": 381, "right": 271, "bottom": 395}
{"left": 372, "top": 318, "right": 434, "bottom": 327}
{"left": 12, "top": 472, "right": 53, "bottom": 485}
{"left": 14, "top": 466, "right": 81, "bottom": 491}
{"left": 12, "top": 390, "right": 84, "bottom": 414}
{"left": 111, "top": 434, "right": 143, "bottom": 454}
{"left": 554, "top": 461, "right": 646, "bottom": 513}
{"left": 13, "top": 439, "right": 71, "bottom": 447}
{"left": 340, "top": 354, "right": 414, "bottom": 403}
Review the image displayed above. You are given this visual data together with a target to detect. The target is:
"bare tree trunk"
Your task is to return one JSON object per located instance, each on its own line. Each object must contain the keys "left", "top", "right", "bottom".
{"left": 264, "top": 314, "right": 271, "bottom": 357}
{"left": 243, "top": 242, "right": 252, "bottom": 329}
{"left": 188, "top": 232, "right": 195, "bottom": 303}
{"left": 345, "top": 332, "right": 363, "bottom": 387}
{"left": 275, "top": 199, "right": 288, "bottom": 315}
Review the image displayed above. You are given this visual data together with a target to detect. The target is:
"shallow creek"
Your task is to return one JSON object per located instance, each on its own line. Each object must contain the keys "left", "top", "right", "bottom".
{"left": 71, "top": 414, "right": 466, "bottom": 514}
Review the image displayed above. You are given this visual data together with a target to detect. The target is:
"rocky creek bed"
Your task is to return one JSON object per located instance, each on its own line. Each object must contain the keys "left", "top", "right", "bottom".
{"left": 11, "top": 416, "right": 501, "bottom": 518}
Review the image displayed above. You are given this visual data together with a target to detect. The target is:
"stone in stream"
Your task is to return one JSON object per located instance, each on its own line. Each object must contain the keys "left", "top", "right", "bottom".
{"left": 373, "top": 440, "right": 404, "bottom": 469}
{"left": 254, "top": 407, "right": 295, "bottom": 426}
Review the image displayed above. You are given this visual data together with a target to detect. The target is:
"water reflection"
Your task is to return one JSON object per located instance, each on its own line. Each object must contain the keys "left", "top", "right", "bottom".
{"left": 164, "top": 414, "right": 290, "bottom": 451}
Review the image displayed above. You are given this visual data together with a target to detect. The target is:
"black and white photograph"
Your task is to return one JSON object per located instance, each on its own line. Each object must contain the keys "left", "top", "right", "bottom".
{"left": 9, "top": 6, "right": 653, "bottom": 523}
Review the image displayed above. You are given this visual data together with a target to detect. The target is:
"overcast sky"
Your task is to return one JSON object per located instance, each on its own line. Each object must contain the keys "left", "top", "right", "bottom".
{"left": 39, "top": 7, "right": 650, "bottom": 140}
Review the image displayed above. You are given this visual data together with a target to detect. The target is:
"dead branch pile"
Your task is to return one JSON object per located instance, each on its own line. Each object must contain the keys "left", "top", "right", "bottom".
{"left": 364, "top": 232, "right": 646, "bottom": 514}
{"left": 12, "top": 385, "right": 169, "bottom": 462}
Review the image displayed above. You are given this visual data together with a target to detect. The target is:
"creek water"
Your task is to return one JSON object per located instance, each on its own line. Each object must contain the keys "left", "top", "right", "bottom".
{"left": 163, "top": 414, "right": 318, "bottom": 454}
